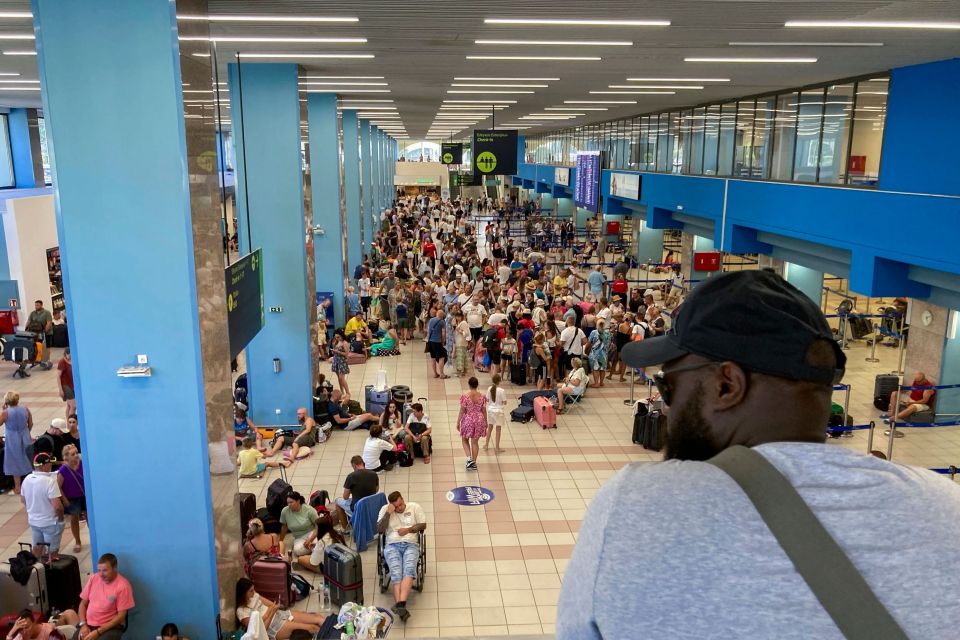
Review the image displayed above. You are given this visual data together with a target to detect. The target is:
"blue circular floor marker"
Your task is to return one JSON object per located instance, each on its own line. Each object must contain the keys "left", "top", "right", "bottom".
{"left": 446, "top": 485, "right": 495, "bottom": 506}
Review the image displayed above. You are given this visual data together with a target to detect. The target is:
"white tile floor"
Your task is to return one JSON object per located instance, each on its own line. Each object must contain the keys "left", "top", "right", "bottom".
{"left": 1, "top": 277, "right": 958, "bottom": 639}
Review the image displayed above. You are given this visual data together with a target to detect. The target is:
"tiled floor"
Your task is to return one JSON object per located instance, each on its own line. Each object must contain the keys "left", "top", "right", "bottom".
{"left": 2, "top": 278, "right": 958, "bottom": 639}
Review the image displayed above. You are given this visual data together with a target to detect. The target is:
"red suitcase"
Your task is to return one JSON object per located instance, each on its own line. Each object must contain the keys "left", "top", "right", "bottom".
{"left": 533, "top": 396, "right": 557, "bottom": 429}
{"left": 250, "top": 556, "right": 292, "bottom": 606}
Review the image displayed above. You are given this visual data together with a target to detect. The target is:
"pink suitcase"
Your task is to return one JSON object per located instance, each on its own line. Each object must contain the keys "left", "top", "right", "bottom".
{"left": 250, "top": 556, "right": 292, "bottom": 606}
{"left": 534, "top": 396, "right": 557, "bottom": 429}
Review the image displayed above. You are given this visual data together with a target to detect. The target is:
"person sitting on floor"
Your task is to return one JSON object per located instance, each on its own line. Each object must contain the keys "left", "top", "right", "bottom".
{"left": 362, "top": 424, "right": 397, "bottom": 473}
{"left": 296, "top": 509, "right": 347, "bottom": 574}
{"left": 242, "top": 517, "right": 285, "bottom": 577}
{"left": 370, "top": 320, "right": 401, "bottom": 356}
{"left": 328, "top": 393, "right": 378, "bottom": 431}
{"left": 238, "top": 437, "right": 289, "bottom": 479}
{"left": 235, "top": 578, "right": 325, "bottom": 639}
{"left": 402, "top": 403, "right": 432, "bottom": 464}
{"left": 266, "top": 407, "right": 322, "bottom": 461}
{"left": 7, "top": 609, "right": 66, "bottom": 640}
{"left": 883, "top": 370, "right": 936, "bottom": 428}
{"left": 57, "top": 553, "right": 135, "bottom": 639}
{"left": 331, "top": 455, "right": 379, "bottom": 532}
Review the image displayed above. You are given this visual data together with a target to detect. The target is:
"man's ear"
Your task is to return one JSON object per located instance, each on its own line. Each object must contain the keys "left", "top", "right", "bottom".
{"left": 709, "top": 362, "right": 750, "bottom": 412}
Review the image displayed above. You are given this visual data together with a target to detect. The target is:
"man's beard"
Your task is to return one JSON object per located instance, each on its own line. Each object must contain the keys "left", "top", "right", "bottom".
{"left": 664, "top": 381, "right": 721, "bottom": 462}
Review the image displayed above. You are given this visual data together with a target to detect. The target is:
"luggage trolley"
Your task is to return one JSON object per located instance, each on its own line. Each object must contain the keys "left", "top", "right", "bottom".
{"left": 376, "top": 530, "right": 427, "bottom": 594}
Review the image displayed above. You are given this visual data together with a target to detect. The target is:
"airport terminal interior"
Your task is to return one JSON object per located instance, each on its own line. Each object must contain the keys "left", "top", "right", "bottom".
{"left": 0, "top": 1, "right": 959, "bottom": 639}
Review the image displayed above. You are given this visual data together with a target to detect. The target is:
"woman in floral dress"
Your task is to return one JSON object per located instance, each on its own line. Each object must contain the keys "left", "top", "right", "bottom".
{"left": 456, "top": 376, "right": 488, "bottom": 471}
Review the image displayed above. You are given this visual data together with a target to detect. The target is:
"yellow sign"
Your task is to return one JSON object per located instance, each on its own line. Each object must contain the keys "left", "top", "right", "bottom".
{"left": 442, "top": 152, "right": 454, "bottom": 164}
{"left": 476, "top": 151, "right": 497, "bottom": 173}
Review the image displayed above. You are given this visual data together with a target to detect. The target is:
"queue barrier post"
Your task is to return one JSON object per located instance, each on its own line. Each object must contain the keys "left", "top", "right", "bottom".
{"left": 895, "top": 313, "right": 906, "bottom": 375}
{"left": 866, "top": 420, "right": 876, "bottom": 454}
{"left": 865, "top": 325, "right": 881, "bottom": 363}
{"left": 886, "top": 383, "right": 903, "bottom": 460}
{"left": 624, "top": 368, "right": 636, "bottom": 406}
{"left": 842, "top": 384, "right": 852, "bottom": 438}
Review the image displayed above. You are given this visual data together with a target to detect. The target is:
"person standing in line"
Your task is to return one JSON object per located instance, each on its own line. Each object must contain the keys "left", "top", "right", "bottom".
{"left": 57, "top": 348, "right": 76, "bottom": 419}
{"left": 588, "top": 319, "right": 610, "bottom": 388}
{"left": 456, "top": 377, "right": 488, "bottom": 471}
{"left": 57, "top": 444, "right": 85, "bottom": 553}
{"left": 426, "top": 309, "right": 448, "bottom": 379}
{"left": 484, "top": 374, "right": 508, "bottom": 453}
{"left": 453, "top": 311, "right": 472, "bottom": 377}
{"left": 21, "top": 452, "right": 65, "bottom": 558}
{"left": 0, "top": 391, "right": 33, "bottom": 495}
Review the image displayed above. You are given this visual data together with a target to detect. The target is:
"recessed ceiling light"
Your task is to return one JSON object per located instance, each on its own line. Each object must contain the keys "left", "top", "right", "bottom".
{"left": 337, "top": 99, "right": 394, "bottom": 103}
{"left": 729, "top": 41, "right": 883, "bottom": 46}
{"left": 440, "top": 105, "right": 507, "bottom": 109}
{"left": 0, "top": 34, "right": 33, "bottom": 40}
{"left": 300, "top": 82, "right": 388, "bottom": 86}
{"left": 545, "top": 107, "right": 608, "bottom": 111}
{"left": 518, "top": 115, "right": 577, "bottom": 119}
{"left": 180, "top": 36, "right": 367, "bottom": 43}
{"left": 338, "top": 105, "right": 396, "bottom": 109}
{"left": 626, "top": 77, "right": 729, "bottom": 82}
{"left": 0, "top": 12, "right": 31, "bottom": 19}
{"left": 237, "top": 53, "right": 374, "bottom": 59}
{"left": 608, "top": 84, "right": 703, "bottom": 89}
{"left": 178, "top": 14, "right": 359, "bottom": 23}
{"left": 304, "top": 89, "right": 390, "bottom": 93}
{"left": 564, "top": 100, "right": 637, "bottom": 104}
{"left": 784, "top": 20, "right": 960, "bottom": 29}
{"left": 0, "top": 79, "right": 37, "bottom": 83}
{"left": 443, "top": 100, "right": 517, "bottom": 104}
{"left": 483, "top": 18, "right": 670, "bottom": 26}
{"left": 2, "top": 50, "right": 35, "bottom": 56}
{"left": 306, "top": 76, "right": 384, "bottom": 80}
{"left": 466, "top": 55, "right": 601, "bottom": 61}
{"left": 684, "top": 57, "right": 817, "bottom": 63}
{"left": 451, "top": 83, "right": 549, "bottom": 88}
{"left": 454, "top": 77, "right": 559, "bottom": 81}
{"left": 475, "top": 39, "right": 632, "bottom": 46}
{"left": 446, "top": 90, "right": 536, "bottom": 94}
{"left": 589, "top": 90, "right": 675, "bottom": 94}
{"left": 527, "top": 113, "right": 585, "bottom": 116}
{"left": 0, "top": 87, "right": 38, "bottom": 90}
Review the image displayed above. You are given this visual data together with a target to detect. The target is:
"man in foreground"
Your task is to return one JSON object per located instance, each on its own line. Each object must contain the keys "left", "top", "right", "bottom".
{"left": 557, "top": 270, "right": 960, "bottom": 638}
{"left": 377, "top": 491, "right": 426, "bottom": 622}
{"left": 59, "top": 553, "right": 135, "bottom": 639}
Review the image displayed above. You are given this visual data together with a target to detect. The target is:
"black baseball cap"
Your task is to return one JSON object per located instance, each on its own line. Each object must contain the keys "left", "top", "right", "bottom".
{"left": 621, "top": 270, "right": 846, "bottom": 385}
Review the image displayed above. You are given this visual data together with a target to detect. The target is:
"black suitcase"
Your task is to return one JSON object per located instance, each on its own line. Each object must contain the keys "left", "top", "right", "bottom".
{"left": 255, "top": 507, "right": 281, "bottom": 535}
{"left": 520, "top": 390, "right": 554, "bottom": 406}
{"left": 265, "top": 478, "right": 292, "bottom": 520}
{"left": 51, "top": 324, "right": 68, "bottom": 348}
{"left": 44, "top": 553, "right": 81, "bottom": 612}
{"left": 0, "top": 544, "right": 48, "bottom": 613}
{"left": 511, "top": 406, "right": 534, "bottom": 423}
{"left": 873, "top": 374, "right": 900, "bottom": 411}
{"left": 238, "top": 492, "right": 256, "bottom": 537}
{"left": 640, "top": 411, "right": 667, "bottom": 452}
{"left": 323, "top": 543, "right": 363, "bottom": 606}
{"left": 510, "top": 362, "right": 527, "bottom": 386}
{"left": 0, "top": 437, "right": 13, "bottom": 494}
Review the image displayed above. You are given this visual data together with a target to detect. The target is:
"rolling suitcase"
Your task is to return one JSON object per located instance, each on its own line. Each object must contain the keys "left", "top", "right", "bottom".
{"left": 0, "top": 544, "right": 48, "bottom": 614}
{"left": 250, "top": 556, "right": 292, "bottom": 606}
{"left": 511, "top": 405, "right": 534, "bottom": 423}
{"left": 510, "top": 362, "right": 527, "bottom": 386}
{"left": 533, "top": 396, "right": 556, "bottom": 429}
{"left": 51, "top": 324, "right": 69, "bottom": 348}
{"left": 323, "top": 543, "right": 363, "bottom": 606}
{"left": 238, "top": 492, "right": 257, "bottom": 537}
{"left": 43, "top": 552, "right": 81, "bottom": 612}
{"left": 266, "top": 478, "right": 293, "bottom": 520}
{"left": 641, "top": 411, "right": 667, "bottom": 452}
{"left": 873, "top": 374, "right": 900, "bottom": 411}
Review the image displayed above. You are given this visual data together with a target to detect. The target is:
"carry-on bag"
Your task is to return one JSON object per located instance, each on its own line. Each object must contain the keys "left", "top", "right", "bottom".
{"left": 323, "top": 543, "right": 364, "bottom": 606}
{"left": 0, "top": 544, "right": 48, "bottom": 614}
{"left": 873, "top": 374, "right": 900, "bottom": 411}
{"left": 265, "top": 478, "right": 293, "bottom": 520}
{"left": 238, "top": 492, "right": 257, "bottom": 537}
{"left": 533, "top": 396, "right": 557, "bottom": 429}
{"left": 510, "top": 362, "right": 527, "bottom": 386}
{"left": 511, "top": 405, "right": 534, "bottom": 423}
{"left": 250, "top": 556, "right": 292, "bottom": 606}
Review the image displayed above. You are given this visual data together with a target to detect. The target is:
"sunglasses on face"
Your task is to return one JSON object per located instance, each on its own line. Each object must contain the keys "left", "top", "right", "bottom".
{"left": 653, "top": 361, "right": 722, "bottom": 406}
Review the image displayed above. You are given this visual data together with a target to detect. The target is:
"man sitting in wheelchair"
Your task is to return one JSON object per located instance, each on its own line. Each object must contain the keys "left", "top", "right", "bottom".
{"left": 377, "top": 491, "right": 427, "bottom": 622}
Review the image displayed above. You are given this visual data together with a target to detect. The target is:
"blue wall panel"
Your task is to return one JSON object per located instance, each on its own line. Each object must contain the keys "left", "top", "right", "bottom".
{"left": 342, "top": 111, "right": 362, "bottom": 277}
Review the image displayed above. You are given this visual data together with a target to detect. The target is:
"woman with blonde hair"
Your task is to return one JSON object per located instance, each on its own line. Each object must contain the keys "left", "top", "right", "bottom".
{"left": 0, "top": 391, "right": 32, "bottom": 495}
{"left": 57, "top": 444, "right": 85, "bottom": 552}
{"left": 242, "top": 517, "right": 285, "bottom": 577}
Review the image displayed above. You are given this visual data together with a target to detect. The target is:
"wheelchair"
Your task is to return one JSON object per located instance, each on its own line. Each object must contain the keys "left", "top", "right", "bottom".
{"left": 376, "top": 529, "right": 427, "bottom": 593}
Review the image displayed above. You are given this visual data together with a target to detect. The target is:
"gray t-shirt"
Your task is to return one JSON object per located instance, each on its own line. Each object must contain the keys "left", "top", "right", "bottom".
{"left": 557, "top": 442, "right": 960, "bottom": 639}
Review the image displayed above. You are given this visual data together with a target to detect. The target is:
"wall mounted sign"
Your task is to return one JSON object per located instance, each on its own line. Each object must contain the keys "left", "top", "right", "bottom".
{"left": 446, "top": 485, "right": 495, "bottom": 506}
{"left": 574, "top": 151, "right": 601, "bottom": 213}
{"left": 610, "top": 172, "right": 641, "bottom": 200}
{"left": 554, "top": 167, "right": 570, "bottom": 187}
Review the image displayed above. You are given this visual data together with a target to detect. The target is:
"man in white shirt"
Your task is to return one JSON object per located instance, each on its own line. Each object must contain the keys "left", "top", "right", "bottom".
{"left": 402, "top": 403, "right": 433, "bottom": 464}
{"left": 497, "top": 263, "right": 512, "bottom": 285}
{"left": 559, "top": 270, "right": 960, "bottom": 639}
{"left": 377, "top": 492, "right": 427, "bottom": 622}
{"left": 21, "top": 452, "right": 65, "bottom": 557}
{"left": 462, "top": 297, "right": 488, "bottom": 343}
{"left": 559, "top": 316, "right": 587, "bottom": 376}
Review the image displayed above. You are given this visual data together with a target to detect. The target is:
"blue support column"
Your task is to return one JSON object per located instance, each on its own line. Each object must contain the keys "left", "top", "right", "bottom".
{"left": 229, "top": 63, "right": 313, "bottom": 424}
{"left": 32, "top": 1, "right": 239, "bottom": 635}
{"left": 342, "top": 110, "right": 362, "bottom": 278}
{"left": 8, "top": 108, "right": 43, "bottom": 188}
{"left": 635, "top": 217, "right": 665, "bottom": 265}
{"left": 308, "top": 94, "right": 347, "bottom": 328}
{"left": 940, "top": 310, "right": 960, "bottom": 417}
{"left": 370, "top": 126, "right": 381, "bottom": 241}
{"left": 359, "top": 119, "right": 373, "bottom": 253}
{"left": 785, "top": 262, "right": 824, "bottom": 304}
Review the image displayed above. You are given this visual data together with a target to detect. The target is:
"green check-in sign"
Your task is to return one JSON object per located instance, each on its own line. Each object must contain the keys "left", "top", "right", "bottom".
{"left": 472, "top": 129, "right": 517, "bottom": 176}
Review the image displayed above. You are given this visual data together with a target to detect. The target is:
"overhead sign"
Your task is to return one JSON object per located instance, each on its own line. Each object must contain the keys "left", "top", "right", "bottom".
{"left": 610, "top": 172, "right": 641, "bottom": 200}
{"left": 473, "top": 129, "right": 518, "bottom": 176}
{"left": 554, "top": 167, "right": 570, "bottom": 187}
{"left": 574, "top": 151, "right": 601, "bottom": 213}
{"left": 450, "top": 171, "right": 481, "bottom": 187}
{"left": 440, "top": 143, "right": 463, "bottom": 165}
{"left": 394, "top": 176, "right": 440, "bottom": 186}
{"left": 225, "top": 248, "right": 264, "bottom": 359}
{"left": 446, "top": 485, "right": 495, "bottom": 506}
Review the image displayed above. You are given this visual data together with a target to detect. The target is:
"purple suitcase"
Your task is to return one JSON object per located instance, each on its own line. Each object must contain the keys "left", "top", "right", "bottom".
{"left": 251, "top": 556, "right": 292, "bottom": 606}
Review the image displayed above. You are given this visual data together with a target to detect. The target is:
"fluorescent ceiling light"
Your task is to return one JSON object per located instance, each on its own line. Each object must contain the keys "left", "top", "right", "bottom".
{"left": 338, "top": 105, "right": 396, "bottom": 109}
{"left": 443, "top": 99, "right": 517, "bottom": 103}
{"left": 729, "top": 41, "right": 883, "bottom": 46}
{"left": 519, "top": 116, "right": 576, "bottom": 119}
{"left": 483, "top": 18, "right": 669, "bottom": 26}
{"left": 466, "top": 55, "right": 600, "bottom": 61}
{"left": 545, "top": 107, "right": 608, "bottom": 111}
{"left": 0, "top": 12, "right": 30, "bottom": 18}
{"left": 447, "top": 90, "right": 535, "bottom": 94}
{"left": 454, "top": 77, "right": 559, "bottom": 81}
{"left": 627, "top": 77, "right": 729, "bottom": 82}
{"left": 0, "top": 73, "right": 20, "bottom": 76}
{"left": 685, "top": 56, "right": 816, "bottom": 63}
{"left": 338, "top": 99, "right": 394, "bottom": 102}
{"left": 305, "top": 76, "right": 384, "bottom": 79}
{"left": 784, "top": 20, "right": 960, "bottom": 30}
{"left": 440, "top": 105, "right": 507, "bottom": 109}
{"left": 305, "top": 89, "right": 390, "bottom": 93}
{"left": 589, "top": 90, "right": 675, "bottom": 94}
{"left": 0, "top": 79, "right": 37, "bottom": 83}
{"left": 178, "top": 14, "right": 359, "bottom": 23}
{"left": 0, "top": 87, "right": 38, "bottom": 90}
{"left": 300, "top": 82, "right": 388, "bottom": 86}
{"left": 608, "top": 84, "right": 703, "bottom": 89}
{"left": 451, "top": 83, "right": 548, "bottom": 88}
{"left": 237, "top": 53, "right": 374, "bottom": 59}
{"left": 475, "top": 39, "right": 632, "bottom": 46}
{"left": 2, "top": 50, "right": 35, "bottom": 56}
{"left": 0, "top": 34, "right": 33, "bottom": 40}
{"left": 565, "top": 100, "right": 636, "bottom": 104}
{"left": 181, "top": 36, "right": 366, "bottom": 43}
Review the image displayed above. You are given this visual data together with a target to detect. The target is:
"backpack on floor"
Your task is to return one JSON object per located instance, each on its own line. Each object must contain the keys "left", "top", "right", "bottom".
{"left": 511, "top": 406, "right": 534, "bottom": 423}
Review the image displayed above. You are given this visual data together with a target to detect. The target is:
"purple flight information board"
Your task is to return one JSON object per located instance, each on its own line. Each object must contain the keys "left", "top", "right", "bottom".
{"left": 574, "top": 151, "right": 601, "bottom": 213}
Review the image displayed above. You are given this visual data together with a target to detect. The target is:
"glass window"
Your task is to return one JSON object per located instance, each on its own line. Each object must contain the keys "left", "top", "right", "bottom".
{"left": 847, "top": 77, "right": 887, "bottom": 186}
{"left": 752, "top": 96, "right": 776, "bottom": 179}
{"left": 717, "top": 102, "right": 737, "bottom": 176}
{"left": 818, "top": 83, "right": 855, "bottom": 184}
{"left": 793, "top": 88, "right": 825, "bottom": 182}
{"left": 0, "top": 115, "right": 15, "bottom": 188}
{"left": 38, "top": 117, "right": 52, "bottom": 184}
{"left": 734, "top": 100, "right": 756, "bottom": 177}
{"left": 688, "top": 107, "right": 705, "bottom": 175}
{"left": 676, "top": 110, "right": 691, "bottom": 174}
{"left": 770, "top": 93, "right": 797, "bottom": 181}
{"left": 702, "top": 105, "right": 720, "bottom": 175}
{"left": 656, "top": 112, "right": 672, "bottom": 172}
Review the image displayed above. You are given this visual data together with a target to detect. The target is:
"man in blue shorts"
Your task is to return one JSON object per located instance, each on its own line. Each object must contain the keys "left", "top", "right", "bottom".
{"left": 377, "top": 491, "right": 427, "bottom": 621}
{"left": 332, "top": 455, "right": 379, "bottom": 532}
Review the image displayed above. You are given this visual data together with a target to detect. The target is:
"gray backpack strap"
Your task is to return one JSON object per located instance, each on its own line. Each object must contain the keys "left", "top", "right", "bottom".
{"left": 707, "top": 446, "right": 909, "bottom": 640}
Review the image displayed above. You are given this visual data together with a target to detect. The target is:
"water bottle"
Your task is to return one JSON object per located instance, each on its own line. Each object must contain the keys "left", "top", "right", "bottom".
{"left": 322, "top": 585, "right": 331, "bottom": 610}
